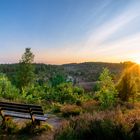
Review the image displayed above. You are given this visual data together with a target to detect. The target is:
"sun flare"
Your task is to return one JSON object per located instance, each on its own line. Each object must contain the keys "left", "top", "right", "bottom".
{"left": 129, "top": 53, "right": 140, "bottom": 64}
{"left": 134, "top": 58, "right": 140, "bottom": 64}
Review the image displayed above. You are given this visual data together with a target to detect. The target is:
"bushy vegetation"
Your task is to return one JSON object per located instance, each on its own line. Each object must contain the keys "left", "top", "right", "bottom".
{"left": 117, "top": 64, "right": 140, "bottom": 103}
{"left": 54, "top": 112, "right": 127, "bottom": 140}
{"left": 0, "top": 73, "right": 19, "bottom": 100}
{"left": 0, "top": 48, "right": 90, "bottom": 107}
{"left": 60, "top": 104, "right": 82, "bottom": 117}
{"left": 55, "top": 106, "right": 140, "bottom": 140}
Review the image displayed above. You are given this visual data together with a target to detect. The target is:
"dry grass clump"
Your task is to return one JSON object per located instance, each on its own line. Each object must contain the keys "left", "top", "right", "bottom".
{"left": 0, "top": 117, "right": 19, "bottom": 134}
{"left": 60, "top": 104, "right": 82, "bottom": 117}
{"left": 18, "top": 121, "right": 52, "bottom": 135}
{"left": 81, "top": 100, "right": 100, "bottom": 112}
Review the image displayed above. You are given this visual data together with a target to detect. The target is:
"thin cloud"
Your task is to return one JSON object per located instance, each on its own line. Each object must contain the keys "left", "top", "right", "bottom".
{"left": 85, "top": 6, "right": 140, "bottom": 49}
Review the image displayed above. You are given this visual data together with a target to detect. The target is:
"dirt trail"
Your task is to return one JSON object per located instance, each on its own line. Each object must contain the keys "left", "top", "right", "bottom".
{"left": 46, "top": 114, "right": 63, "bottom": 128}
{"left": 30, "top": 114, "right": 63, "bottom": 140}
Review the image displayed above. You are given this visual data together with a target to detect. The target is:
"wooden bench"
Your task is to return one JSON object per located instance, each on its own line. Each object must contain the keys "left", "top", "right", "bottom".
{"left": 0, "top": 101, "right": 47, "bottom": 125}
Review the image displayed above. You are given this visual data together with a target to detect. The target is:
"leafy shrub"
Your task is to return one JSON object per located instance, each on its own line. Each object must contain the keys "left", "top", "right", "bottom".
{"left": 51, "top": 102, "right": 62, "bottom": 113}
{"left": 93, "top": 82, "right": 100, "bottom": 92}
{"left": 45, "top": 83, "right": 88, "bottom": 104}
{"left": 60, "top": 105, "right": 82, "bottom": 117}
{"left": 73, "top": 86, "right": 84, "bottom": 95}
{"left": 0, "top": 73, "right": 19, "bottom": 100}
{"left": 20, "top": 84, "right": 51, "bottom": 104}
{"left": 50, "top": 74, "right": 66, "bottom": 87}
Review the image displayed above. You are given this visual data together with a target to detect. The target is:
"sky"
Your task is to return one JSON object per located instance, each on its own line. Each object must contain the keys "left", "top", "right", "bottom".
{"left": 0, "top": 0, "right": 140, "bottom": 64}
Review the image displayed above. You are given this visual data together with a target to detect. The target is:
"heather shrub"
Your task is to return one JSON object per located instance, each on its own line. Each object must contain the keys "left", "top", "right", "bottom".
{"left": 130, "top": 121, "right": 140, "bottom": 140}
{"left": 55, "top": 113, "right": 130, "bottom": 140}
{"left": 60, "top": 104, "right": 82, "bottom": 117}
{"left": 19, "top": 121, "right": 52, "bottom": 135}
{"left": 82, "top": 100, "right": 100, "bottom": 112}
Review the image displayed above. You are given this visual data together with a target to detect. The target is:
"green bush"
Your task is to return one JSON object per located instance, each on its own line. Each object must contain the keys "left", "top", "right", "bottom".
{"left": 51, "top": 102, "right": 62, "bottom": 113}
{"left": 45, "top": 83, "right": 88, "bottom": 104}
{"left": 0, "top": 73, "right": 19, "bottom": 100}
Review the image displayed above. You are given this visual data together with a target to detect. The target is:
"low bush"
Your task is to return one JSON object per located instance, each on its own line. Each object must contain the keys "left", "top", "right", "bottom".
{"left": 82, "top": 100, "right": 100, "bottom": 112}
{"left": 0, "top": 73, "right": 19, "bottom": 100}
{"left": 51, "top": 102, "right": 62, "bottom": 113}
{"left": 60, "top": 104, "right": 82, "bottom": 117}
{"left": 19, "top": 121, "right": 52, "bottom": 135}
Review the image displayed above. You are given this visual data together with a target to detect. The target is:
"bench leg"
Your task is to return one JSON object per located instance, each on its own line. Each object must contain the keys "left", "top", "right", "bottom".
{"left": 1, "top": 116, "right": 11, "bottom": 129}
{"left": 34, "top": 120, "right": 41, "bottom": 126}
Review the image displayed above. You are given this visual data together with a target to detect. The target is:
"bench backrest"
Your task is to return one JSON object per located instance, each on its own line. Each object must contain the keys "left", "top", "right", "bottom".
{"left": 0, "top": 101, "right": 44, "bottom": 116}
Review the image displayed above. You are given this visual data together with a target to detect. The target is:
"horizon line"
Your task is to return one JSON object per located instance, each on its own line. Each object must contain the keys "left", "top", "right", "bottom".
{"left": 0, "top": 60, "right": 136, "bottom": 66}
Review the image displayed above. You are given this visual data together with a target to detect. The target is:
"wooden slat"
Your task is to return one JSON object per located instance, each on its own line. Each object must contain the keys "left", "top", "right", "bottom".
{"left": 30, "top": 108, "right": 43, "bottom": 112}
{"left": 0, "top": 103, "right": 29, "bottom": 109}
{"left": 31, "top": 111, "right": 44, "bottom": 115}
{"left": 34, "top": 115, "right": 47, "bottom": 121}
{"left": 0, "top": 103, "right": 42, "bottom": 110}
{"left": 1, "top": 107, "right": 29, "bottom": 113}
{"left": 4, "top": 111, "right": 31, "bottom": 119}
{"left": 0, "top": 102, "right": 43, "bottom": 111}
{"left": 0, "top": 106, "right": 44, "bottom": 115}
{"left": 4, "top": 112, "right": 47, "bottom": 121}
{"left": 0, "top": 104, "right": 43, "bottom": 112}
{"left": 0, "top": 101, "right": 41, "bottom": 108}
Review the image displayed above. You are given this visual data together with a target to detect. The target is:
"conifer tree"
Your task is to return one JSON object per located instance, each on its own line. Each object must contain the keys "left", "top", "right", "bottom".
{"left": 17, "top": 48, "right": 35, "bottom": 91}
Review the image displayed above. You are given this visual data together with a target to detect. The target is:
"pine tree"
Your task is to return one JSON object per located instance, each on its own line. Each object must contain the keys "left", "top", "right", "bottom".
{"left": 97, "top": 68, "right": 118, "bottom": 109}
{"left": 17, "top": 48, "right": 35, "bottom": 91}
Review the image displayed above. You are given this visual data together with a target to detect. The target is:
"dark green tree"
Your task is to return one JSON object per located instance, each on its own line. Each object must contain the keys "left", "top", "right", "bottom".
{"left": 50, "top": 74, "right": 66, "bottom": 87}
{"left": 117, "top": 69, "right": 137, "bottom": 102}
{"left": 16, "top": 48, "right": 35, "bottom": 91}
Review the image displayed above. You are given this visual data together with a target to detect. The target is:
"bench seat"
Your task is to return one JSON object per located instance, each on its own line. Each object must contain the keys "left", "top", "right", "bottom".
{"left": 3, "top": 110, "right": 47, "bottom": 121}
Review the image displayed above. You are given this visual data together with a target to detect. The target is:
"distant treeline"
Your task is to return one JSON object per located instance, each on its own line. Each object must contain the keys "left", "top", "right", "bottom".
{"left": 63, "top": 62, "right": 125, "bottom": 82}
{"left": 0, "top": 62, "right": 132, "bottom": 84}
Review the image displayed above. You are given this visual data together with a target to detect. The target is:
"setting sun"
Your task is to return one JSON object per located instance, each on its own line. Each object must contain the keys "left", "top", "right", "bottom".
{"left": 128, "top": 53, "right": 140, "bottom": 64}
